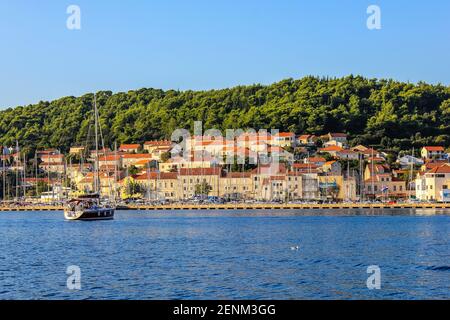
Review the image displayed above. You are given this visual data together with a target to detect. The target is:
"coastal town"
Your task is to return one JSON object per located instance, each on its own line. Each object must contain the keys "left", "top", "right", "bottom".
{"left": 0, "top": 131, "right": 449, "bottom": 206}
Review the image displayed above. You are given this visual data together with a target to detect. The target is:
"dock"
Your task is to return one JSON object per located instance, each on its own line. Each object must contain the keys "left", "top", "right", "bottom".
{"left": 0, "top": 203, "right": 449, "bottom": 212}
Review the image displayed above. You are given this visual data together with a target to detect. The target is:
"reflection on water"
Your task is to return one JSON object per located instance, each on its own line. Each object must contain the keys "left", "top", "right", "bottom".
{"left": 0, "top": 209, "right": 449, "bottom": 299}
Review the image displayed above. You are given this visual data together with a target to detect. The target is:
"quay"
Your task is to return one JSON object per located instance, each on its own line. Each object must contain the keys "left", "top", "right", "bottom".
{"left": 0, "top": 203, "right": 450, "bottom": 212}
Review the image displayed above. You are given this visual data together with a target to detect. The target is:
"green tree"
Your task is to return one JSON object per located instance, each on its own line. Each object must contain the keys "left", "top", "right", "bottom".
{"left": 194, "top": 181, "right": 212, "bottom": 196}
{"left": 160, "top": 151, "right": 171, "bottom": 163}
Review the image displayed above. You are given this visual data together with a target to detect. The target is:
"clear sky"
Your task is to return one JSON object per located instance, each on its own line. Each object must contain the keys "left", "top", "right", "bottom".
{"left": 1, "top": 0, "right": 449, "bottom": 108}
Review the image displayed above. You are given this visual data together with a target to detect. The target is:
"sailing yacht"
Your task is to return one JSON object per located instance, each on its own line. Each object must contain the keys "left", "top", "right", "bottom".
{"left": 64, "top": 94, "right": 115, "bottom": 221}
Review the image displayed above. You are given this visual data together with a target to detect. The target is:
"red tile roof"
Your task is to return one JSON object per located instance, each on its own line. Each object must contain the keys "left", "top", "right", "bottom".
{"left": 121, "top": 154, "right": 152, "bottom": 159}
{"left": 135, "top": 172, "right": 178, "bottom": 180}
{"left": 144, "top": 140, "right": 171, "bottom": 146}
{"left": 319, "top": 145, "right": 344, "bottom": 152}
{"left": 224, "top": 172, "right": 252, "bottom": 178}
{"left": 293, "top": 163, "right": 318, "bottom": 169}
{"left": 306, "top": 157, "right": 326, "bottom": 163}
{"left": 427, "top": 164, "right": 450, "bottom": 174}
{"left": 119, "top": 144, "right": 141, "bottom": 150}
{"left": 99, "top": 155, "right": 121, "bottom": 161}
{"left": 179, "top": 167, "right": 221, "bottom": 176}
{"left": 329, "top": 133, "right": 347, "bottom": 138}
{"left": 423, "top": 146, "right": 444, "bottom": 152}
{"left": 274, "top": 132, "right": 295, "bottom": 137}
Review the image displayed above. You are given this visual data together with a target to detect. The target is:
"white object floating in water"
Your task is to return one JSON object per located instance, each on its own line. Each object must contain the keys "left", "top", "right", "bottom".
{"left": 290, "top": 246, "right": 299, "bottom": 251}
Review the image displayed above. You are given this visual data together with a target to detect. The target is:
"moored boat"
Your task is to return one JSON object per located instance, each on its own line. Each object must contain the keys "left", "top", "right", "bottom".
{"left": 64, "top": 94, "right": 116, "bottom": 221}
{"left": 64, "top": 194, "right": 114, "bottom": 221}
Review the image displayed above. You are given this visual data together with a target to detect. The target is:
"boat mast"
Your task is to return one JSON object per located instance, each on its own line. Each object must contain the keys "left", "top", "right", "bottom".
{"left": 15, "top": 141, "right": 19, "bottom": 199}
{"left": 94, "top": 94, "right": 100, "bottom": 195}
{"left": 22, "top": 153, "right": 26, "bottom": 199}
{"left": 371, "top": 146, "right": 374, "bottom": 201}
{"left": 2, "top": 148, "right": 5, "bottom": 201}
{"left": 35, "top": 151, "right": 38, "bottom": 198}
{"left": 409, "top": 147, "right": 414, "bottom": 201}
{"left": 115, "top": 141, "right": 118, "bottom": 202}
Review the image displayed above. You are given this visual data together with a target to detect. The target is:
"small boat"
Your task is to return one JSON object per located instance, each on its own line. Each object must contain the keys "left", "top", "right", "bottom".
{"left": 64, "top": 194, "right": 114, "bottom": 221}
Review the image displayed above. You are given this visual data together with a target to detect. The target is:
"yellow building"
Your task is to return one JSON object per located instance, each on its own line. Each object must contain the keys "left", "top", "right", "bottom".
{"left": 177, "top": 167, "right": 221, "bottom": 199}
{"left": 219, "top": 172, "right": 252, "bottom": 200}
{"left": 420, "top": 146, "right": 445, "bottom": 160}
{"left": 158, "top": 156, "right": 215, "bottom": 173}
{"left": 319, "top": 175, "right": 357, "bottom": 201}
{"left": 133, "top": 172, "right": 179, "bottom": 200}
{"left": 415, "top": 164, "right": 450, "bottom": 201}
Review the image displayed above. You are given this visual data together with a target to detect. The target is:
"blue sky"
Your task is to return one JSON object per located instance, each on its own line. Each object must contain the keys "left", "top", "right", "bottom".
{"left": 0, "top": 0, "right": 449, "bottom": 108}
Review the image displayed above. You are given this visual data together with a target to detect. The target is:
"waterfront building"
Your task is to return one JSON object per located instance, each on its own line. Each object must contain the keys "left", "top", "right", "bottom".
{"left": 300, "top": 173, "right": 320, "bottom": 200}
{"left": 415, "top": 164, "right": 450, "bottom": 202}
{"left": 40, "top": 185, "right": 71, "bottom": 202}
{"left": 258, "top": 175, "right": 288, "bottom": 201}
{"left": 318, "top": 175, "right": 357, "bottom": 201}
{"left": 133, "top": 171, "right": 179, "bottom": 201}
{"left": 364, "top": 174, "right": 406, "bottom": 200}
{"left": 177, "top": 167, "right": 222, "bottom": 199}
{"left": 219, "top": 172, "right": 252, "bottom": 200}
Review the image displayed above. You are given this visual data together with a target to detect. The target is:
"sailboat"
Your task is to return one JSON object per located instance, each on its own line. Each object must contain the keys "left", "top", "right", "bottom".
{"left": 64, "top": 94, "right": 115, "bottom": 221}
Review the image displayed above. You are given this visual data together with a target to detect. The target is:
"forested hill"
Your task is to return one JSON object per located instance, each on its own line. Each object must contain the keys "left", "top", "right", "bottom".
{"left": 1, "top": 75, "right": 449, "bottom": 156}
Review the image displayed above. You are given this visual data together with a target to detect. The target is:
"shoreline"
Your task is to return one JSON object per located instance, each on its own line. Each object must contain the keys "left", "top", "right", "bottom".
{"left": 1, "top": 203, "right": 450, "bottom": 212}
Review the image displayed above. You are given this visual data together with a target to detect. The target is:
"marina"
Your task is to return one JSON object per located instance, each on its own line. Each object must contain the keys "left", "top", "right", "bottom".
{"left": 1, "top": 202, "right": 449, "bottom": 212}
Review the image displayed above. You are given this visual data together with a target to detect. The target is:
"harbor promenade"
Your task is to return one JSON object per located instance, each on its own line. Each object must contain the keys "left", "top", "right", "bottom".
{"left": 0, "top": 203, "right": 449, "bottom": 211}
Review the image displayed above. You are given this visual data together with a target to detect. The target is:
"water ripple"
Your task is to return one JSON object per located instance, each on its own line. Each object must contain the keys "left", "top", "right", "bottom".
{"left": 0, "top": 209, "right": 449, "bottom": 299}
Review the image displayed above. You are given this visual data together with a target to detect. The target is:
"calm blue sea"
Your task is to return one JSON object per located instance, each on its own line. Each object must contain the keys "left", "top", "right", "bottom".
{"left": 0, "top": 209, "right": 449, "bottom": 300}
